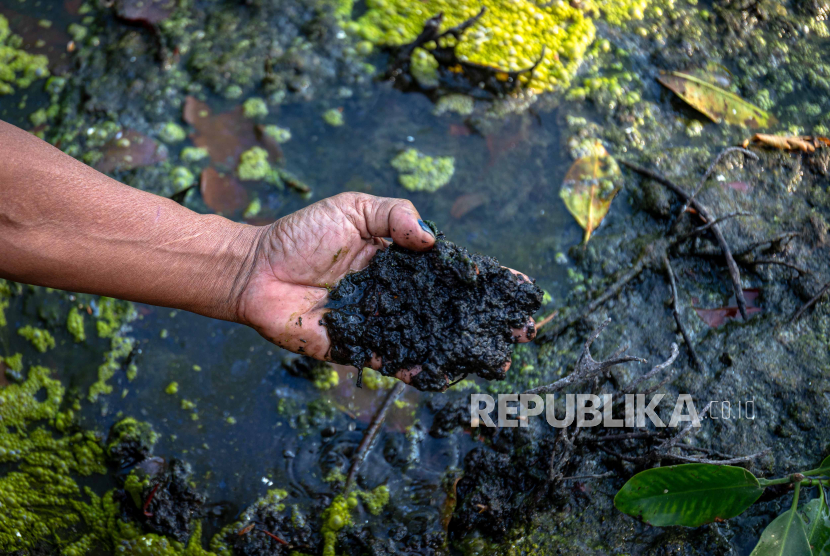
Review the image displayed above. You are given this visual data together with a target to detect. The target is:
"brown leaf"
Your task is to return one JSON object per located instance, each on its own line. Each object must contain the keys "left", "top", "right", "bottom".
{"left": 184, "top": 97, "right": 281, "bottom": 168}
{"left": 96, "top": 130, "right": 167, "bottom": 173}
{"left": 200, "top": 167, "right": 249, "bottom": 215}
{"left": 693, "top": 288, "right": 762, "bottom": 327}
{"left": 451, "top": 193, "right": 487, "bottom": 219}
{"left": 742, "top": 133, "right": 830, "bottom": 153}
{"left": 0, "top": 6, "right": 72, "bottom": 72}
{"left": 114, "top": 0, "right": 174, "bottom": 24}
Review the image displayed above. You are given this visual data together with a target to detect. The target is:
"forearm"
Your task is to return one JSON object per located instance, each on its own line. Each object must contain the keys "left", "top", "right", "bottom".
{"left": 0, "top": 119, "right": 261, "bottom": 322}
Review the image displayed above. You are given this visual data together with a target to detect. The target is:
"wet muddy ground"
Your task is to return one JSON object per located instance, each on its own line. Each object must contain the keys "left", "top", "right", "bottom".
{"left": 2, "top": 0, "right": 830, "bottom": 554}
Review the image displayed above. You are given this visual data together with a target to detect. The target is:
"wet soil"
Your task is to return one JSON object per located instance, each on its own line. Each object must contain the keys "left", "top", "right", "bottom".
{"left": 322, "top": 230, "right": 544, "bottom": 391}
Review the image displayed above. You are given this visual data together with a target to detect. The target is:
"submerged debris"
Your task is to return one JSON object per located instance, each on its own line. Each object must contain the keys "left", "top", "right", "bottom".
{"left": 322, "top": 228, "right": 543, "bottom": 391}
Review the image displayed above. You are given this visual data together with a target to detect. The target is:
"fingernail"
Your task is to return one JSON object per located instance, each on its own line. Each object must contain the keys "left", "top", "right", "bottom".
{"left": 418, "top": 219, "right": 436, "bottom": 238}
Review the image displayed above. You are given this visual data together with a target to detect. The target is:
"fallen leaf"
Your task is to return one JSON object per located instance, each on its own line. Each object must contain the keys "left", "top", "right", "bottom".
{"left": 658, "top": 71, "right": 776, "bottom": 129}
{"left": 693, "top": 288, "right": 762, "bottom": 327}
{"left": 200, "top": 167, "right": 249, "bottom": 215}
{"left": 559, "top": 143, "right": 622, "bottom": 243}
{"left": 183, "top": 96, "right": 281, "bottom": 168}
{"left": 742, "top": 133, "right": 830, "bottom": 153}
{"left": 451, "top": 193, "right": 487, "bottom": 219}
{"left": 96, "top": 130, "right": 167, "bottom": 173}
{"left": 114, "top": 0, "right": 175, "bottom": 24}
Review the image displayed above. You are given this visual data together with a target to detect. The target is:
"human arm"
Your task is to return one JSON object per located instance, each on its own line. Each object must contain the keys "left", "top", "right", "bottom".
{"left": 0, "top": 119, "right": 534, "bottom": 382}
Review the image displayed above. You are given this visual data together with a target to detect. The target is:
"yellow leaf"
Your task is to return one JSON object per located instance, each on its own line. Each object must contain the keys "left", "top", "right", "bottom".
{"left": 560, "top": 143, "right": 622, "bottom": 243}
{"left": 657, "top": 71, "right": 776, "bottom": 129}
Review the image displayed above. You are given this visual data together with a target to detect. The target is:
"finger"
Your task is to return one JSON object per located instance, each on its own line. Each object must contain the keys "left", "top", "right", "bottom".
{"left": 506, "top": 267, "right": 532, "bottom": 284}
{"left": 345, "top": 192, "right": 436, "bottom": 251}
{"left": 502, "top": 359, "right": 512, "bottom": 372}
{"left": 511, "top": 317, "right": 536, "bottom": 342}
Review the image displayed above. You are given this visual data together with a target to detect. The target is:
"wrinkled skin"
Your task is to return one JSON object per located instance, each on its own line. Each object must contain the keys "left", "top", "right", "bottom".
{"left": 236, "top": 192, "right": 536, "bottom": 384}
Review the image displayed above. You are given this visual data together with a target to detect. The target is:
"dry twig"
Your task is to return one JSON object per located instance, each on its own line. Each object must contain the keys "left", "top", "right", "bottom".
{"left": 790, "top": 281, "right": 830, "bottom": 323}
{"left": 663, "top": 256, "right": 704, "bottom": 373}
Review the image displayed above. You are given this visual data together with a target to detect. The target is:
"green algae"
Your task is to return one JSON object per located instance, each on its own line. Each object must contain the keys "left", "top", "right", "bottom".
{"left": 17, "top": 325, "right": 56, "bottom": 353}
{"left": 346, "top": 0, "right": 648, "bottom": 93}
{"left": 433, "top": 93, "right": 475, "bottom": 116}
{"left": 237, "top": 146, "right": 281, "bottom": 185}
{"left": 262, "top": 124, "right": 292, "bottom": 143}
{"left": 0, "top": 15, "right": 50, "bottom": 95}
{"left": 390, "top": 148, "right": 454, "bottom": 192}
{"left": 106, "top": 417, "right": 159, "bottom": 462}
{"left": 67, "top": 306, "right": 87, "bottom": 342}
{"left": 181, "top": 146, "right": 209, "bottom": 162}
{"left": 243, "top": 197, "right": 262, "bottom": 219}
{"left": 321, "top": 493, "right": 354, "bottom": 556}
{"left": 322, "top": 108, "right": 345, "bottom": 126}
{"left": 357, "top": 484, "right": 390, "bottom": 515}
{"left": 361, "top": 367, "right": 397, "bottom": 390}
{"left": 95, "top": 297, "right": 136, "bottom": 339}
{"left": 166, "top": 381, "right": 180, "bottom": 395}
{"left": 171, "top": 166, "right": 196, "bottom": 190}
{"left": 160, "top": 122, "right": 188, "bottom": 143}
{"left": 88, "top": 335, "right": 137, "bottom": 402}
{"left": 242, "top": 97, "right": 269, "bottom": 119}
{"left": 0, "top": 364, "right": 107, "bottom": 552}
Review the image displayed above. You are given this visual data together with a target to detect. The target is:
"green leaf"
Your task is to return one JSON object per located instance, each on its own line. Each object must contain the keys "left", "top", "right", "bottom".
{"left": 614, "top": 463, "right": 764, "bottom": 527}
{"left": 657, "top": 71, "right": 776, "bottom": 129}
{"left": 802, "top": 495, "right": 830, "bottom": 555}
{"left": 559, "top": 142, "right": 622, "bottom": 244}
{"left": 750, "top": 508, "right": 812, "bottom": 556}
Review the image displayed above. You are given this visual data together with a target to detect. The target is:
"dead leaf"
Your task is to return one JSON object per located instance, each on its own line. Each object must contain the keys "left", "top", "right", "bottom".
{"left": 451, "top": 193, "right": 487, "bottom": 219}
{"left": 658, "top": 71, "right": 776, "bottom": 129}
{"left": 0, "top": 6, "right": 72, "bottom": 72}
{"left": 742, "top": 133, "right": 830, "bottom": 153}
{"left": 693, "top": 288, "right": 762, "bottom": 327}
{"left": 200, "top": 167, "right": 249, "bottom": 215}
{"left": 183, "top": 97, "right": 281, "bottom": 168}
{"left": 559, "top": 143, "right": 622, "bottom": 243}
{"left": 96, "top": 130, "right": 167, "bottom": 173}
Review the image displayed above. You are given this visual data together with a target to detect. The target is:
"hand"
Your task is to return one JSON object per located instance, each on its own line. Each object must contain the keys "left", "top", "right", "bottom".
{"left": 235, "top": 192, "right": 536, "bottom": 385}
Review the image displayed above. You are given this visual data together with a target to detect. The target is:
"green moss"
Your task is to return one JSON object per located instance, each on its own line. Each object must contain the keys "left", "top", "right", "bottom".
{"left": 0, "top": 15, "right": 50, "bottom": 95}
{"left": 68, "top": 23, "right": 87, "bottom": 42}
{"left": 321, "top": 494, "right": 355, "bottom": 556}
{"left": 88, "top": 335, "right": 136, "bottom": 402}
{"left": 67, "top": 307, "right": 86, "bottom": 342}
{"left": 322, "top": 108, "right": 345, "bottom": 126}
{"left": 2, "top": 352, "right": 24, "bottom": 374}
{"left": 361, "top": 367, "right": 397, "bottom": 390}
{"left": 262, "top": 124, "right": 292, "bottom": 143}
{"left": 17, "top": 325, "right": 56, "bottom": 352}
{"left": 166, "top": 381, "right": 180, "bottom": 395}
{"left": 95, "top": 297, "right": 136, "bottom": 339}
{"left": 181, "top": 146, "right": 209, "bottom": 162}
{"left": 171, "top": 166, "right": 195, "bottom": 190}
{"left": 242, "top": 97, "right": 269, "bottom": 118}
{"left": 243, "top": 197, "right": 262, "bottom": 219}
{"left": 433, "top": 93, "right": 474, "bottom": 116}
{"left": 390, "top": 148, "right": 455, "bottom": 192}
{"left": 160, "top": 122, "right": 188, "bottom": 143}
{"left": 358, "top": 485, "right": 390, "bottom": 515}
{"left": 0, "top": 364, "right": 107, "bottom": 552}
{"left": 237, "top": 146, "right": 282, "bottom": 185}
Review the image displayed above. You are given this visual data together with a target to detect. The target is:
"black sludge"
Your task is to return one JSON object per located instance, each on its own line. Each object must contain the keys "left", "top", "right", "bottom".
{"left": 322, "top": 231, "right": 543, "bottom": 391}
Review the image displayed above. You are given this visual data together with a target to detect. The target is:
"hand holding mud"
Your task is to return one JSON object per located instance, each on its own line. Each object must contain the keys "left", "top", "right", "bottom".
{"left": 0, "top": 120, "right": 539, "bottom": 389}
{"left": 234, "top": 192, "right": 541, "bottom": 390}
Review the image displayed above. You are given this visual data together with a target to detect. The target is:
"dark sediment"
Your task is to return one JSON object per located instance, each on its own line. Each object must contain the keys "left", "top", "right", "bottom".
{"left": 322, "top": 230, "right": 543, "bottom": 391}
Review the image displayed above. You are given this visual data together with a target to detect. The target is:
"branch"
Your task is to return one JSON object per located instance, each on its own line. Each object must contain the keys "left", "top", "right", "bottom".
{"left": 621, "top": 159, "right": 750, "bottom": 321}
{"left": 663, "top": 256, "right": 704, "bottom": 373}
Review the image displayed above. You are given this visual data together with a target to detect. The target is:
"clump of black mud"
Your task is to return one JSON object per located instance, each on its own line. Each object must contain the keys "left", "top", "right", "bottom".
{"left": 322, "top": 227, "right": 543, "bottom": 391}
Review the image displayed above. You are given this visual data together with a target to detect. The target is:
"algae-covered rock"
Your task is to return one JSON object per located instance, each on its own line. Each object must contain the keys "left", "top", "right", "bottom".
{"left": 106, "top": 417, "right": 160, "bottom": 467}
{"left": 347, "top": 0, "right": 647, "bottom": 92}
{"left": 390, "top": 148, "right": 455, "bottom": 192}
{"left": 322, "top": 228, "right": 543, "bottom": 391}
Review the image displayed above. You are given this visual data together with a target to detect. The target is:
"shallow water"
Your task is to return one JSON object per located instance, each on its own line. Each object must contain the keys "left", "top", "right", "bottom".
{"left": 3, "top": 0, "right": 830, "bottom": 554}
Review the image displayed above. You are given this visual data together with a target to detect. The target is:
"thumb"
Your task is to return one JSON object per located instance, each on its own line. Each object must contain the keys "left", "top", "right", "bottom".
{"left": 357, "top": 194, "right": 436, "bottom": 251}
